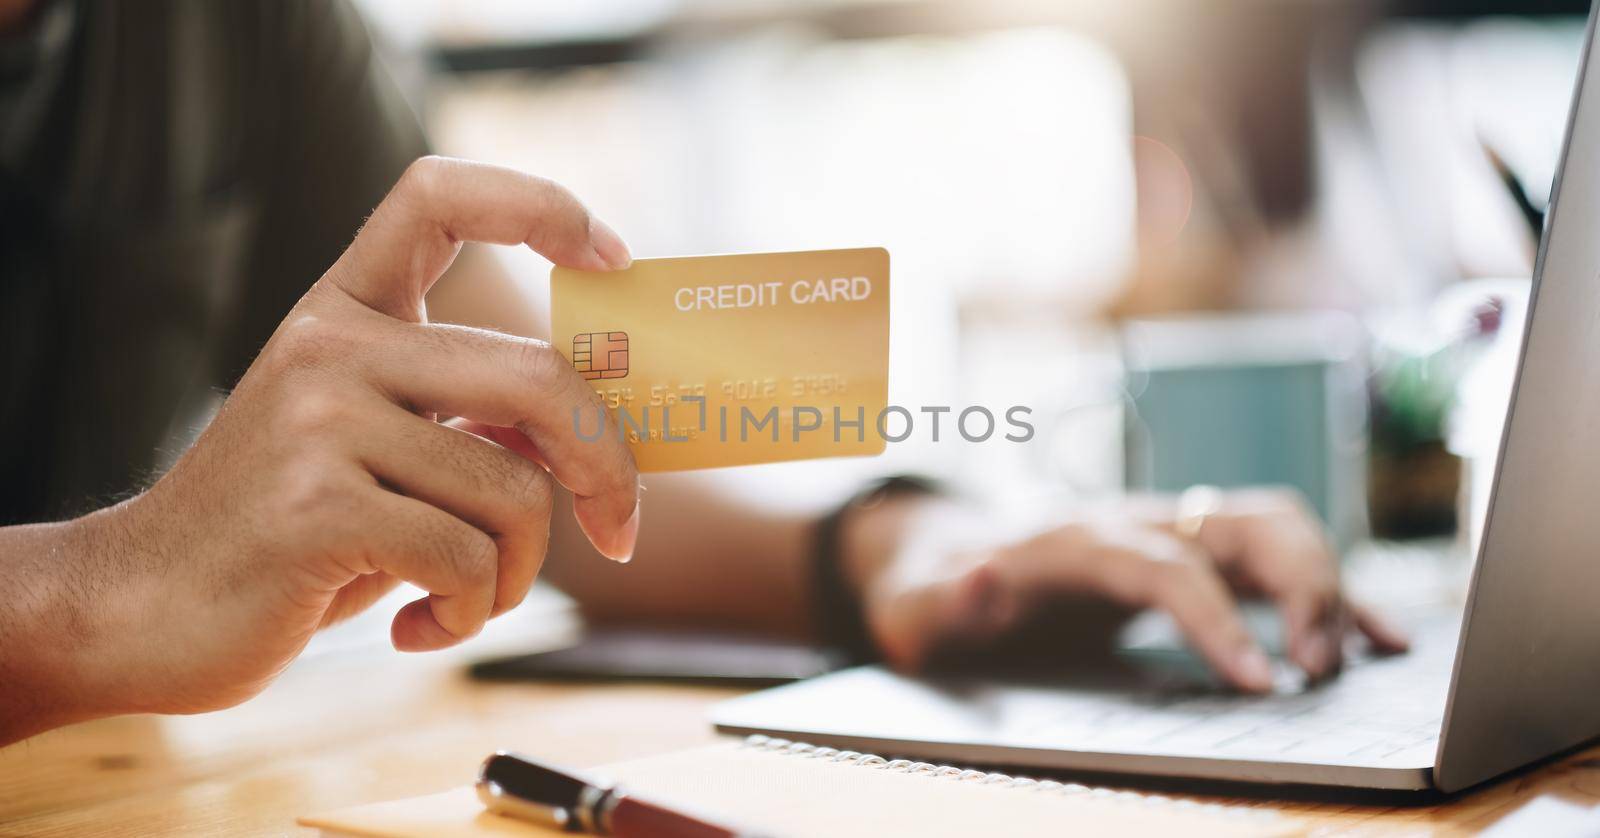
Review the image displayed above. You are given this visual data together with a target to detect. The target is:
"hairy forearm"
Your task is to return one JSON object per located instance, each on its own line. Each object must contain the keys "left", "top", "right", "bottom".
{"left": 542, "top": 474, "right": 814, "bottom": 638}
{"left": 0, "top": 501, "right": 175, "bottom": 745}
{"left": 0, "top": 516, "right": 111, "bottom": 744}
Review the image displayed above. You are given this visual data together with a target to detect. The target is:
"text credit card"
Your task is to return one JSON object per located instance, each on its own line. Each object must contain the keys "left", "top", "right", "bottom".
{"left": 551, "top": 248, "right": 890, "bottom": 472}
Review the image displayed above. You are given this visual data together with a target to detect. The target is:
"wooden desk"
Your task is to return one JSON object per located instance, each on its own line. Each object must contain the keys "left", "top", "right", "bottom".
{"left": 4, "top": 645, "right": 1600, "bottom": 836}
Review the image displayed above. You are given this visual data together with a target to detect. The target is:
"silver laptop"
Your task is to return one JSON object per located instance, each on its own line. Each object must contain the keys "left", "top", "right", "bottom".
{"left": 713, "top": 5, "right": 1600, "bottom": 793}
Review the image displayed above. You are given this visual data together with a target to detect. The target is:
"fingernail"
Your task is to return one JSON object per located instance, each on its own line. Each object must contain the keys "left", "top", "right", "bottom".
{"left": 1234, "top": 649, "right": 1274, "bottom": 692}
{"left": 588, "top": 215, "right": 632, "bottom": 270}
{"left": 1299, "top": 632, "right": 1333, "bottom": 676}
{"left": 608, "top": 501, "right": 640, "bottom": 564}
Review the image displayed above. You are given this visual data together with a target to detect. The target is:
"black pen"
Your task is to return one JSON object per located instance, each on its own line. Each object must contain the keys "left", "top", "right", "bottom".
{"left": 477, "top": 751, "right": 765, "bottom": 837}
{"left": 1481, "top": 138, "right": 1547, "bottom": 237}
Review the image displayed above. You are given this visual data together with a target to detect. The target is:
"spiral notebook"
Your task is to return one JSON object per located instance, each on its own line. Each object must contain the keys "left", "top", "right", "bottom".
{"left": 300, "top": 736, "right": 1297, "bottom": 837}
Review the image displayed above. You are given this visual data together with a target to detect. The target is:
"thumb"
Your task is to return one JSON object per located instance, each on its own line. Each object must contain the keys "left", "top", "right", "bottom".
{"left": 326, "top": 156, "right": 631, "bottom": 321}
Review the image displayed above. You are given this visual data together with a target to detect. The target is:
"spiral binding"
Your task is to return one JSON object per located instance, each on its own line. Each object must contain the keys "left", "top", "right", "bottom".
{"left": 738, "top": 735, "right": 1278, "bottom": 822}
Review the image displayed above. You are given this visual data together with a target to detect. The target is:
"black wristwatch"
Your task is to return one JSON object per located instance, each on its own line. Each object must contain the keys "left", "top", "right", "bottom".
{"left": 810, "top": 475, "right": 942, "bottom": 665}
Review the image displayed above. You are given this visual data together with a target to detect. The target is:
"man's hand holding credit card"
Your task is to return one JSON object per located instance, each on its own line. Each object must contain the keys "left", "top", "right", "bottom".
{"left": 552, "top": 248, "right": 890, "bottom": 472}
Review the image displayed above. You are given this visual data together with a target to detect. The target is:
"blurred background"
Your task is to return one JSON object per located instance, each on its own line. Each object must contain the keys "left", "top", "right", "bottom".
{"left": 340, "top": 0, "right": 1585, "bottom": 556}
{"left": 275, "top": 0, "right": 1597, "bottom": 658}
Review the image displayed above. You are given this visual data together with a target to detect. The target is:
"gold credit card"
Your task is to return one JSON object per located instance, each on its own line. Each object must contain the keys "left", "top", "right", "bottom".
{"left": 551, "top": 248, "right": 890, "bottom": 472}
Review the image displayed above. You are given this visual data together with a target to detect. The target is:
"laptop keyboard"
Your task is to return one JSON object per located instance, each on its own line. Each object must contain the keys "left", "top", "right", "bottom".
{"left": 1015, "top": 626, "right": 1458, "bottom": 767}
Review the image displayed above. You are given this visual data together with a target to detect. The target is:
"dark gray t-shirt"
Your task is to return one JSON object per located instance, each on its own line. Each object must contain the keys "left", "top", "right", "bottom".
{"left": 0, "top": 0, "right": 426, "bottom": 523}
